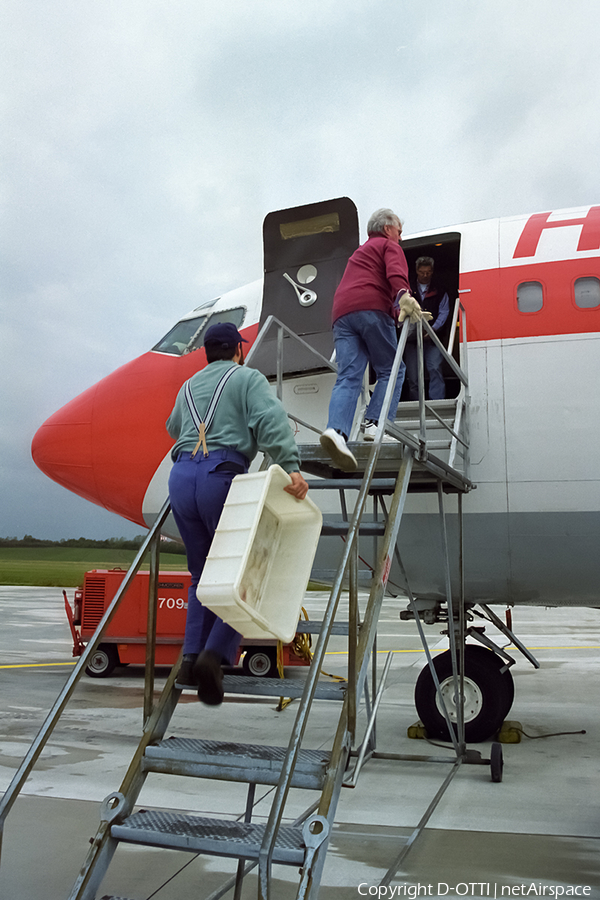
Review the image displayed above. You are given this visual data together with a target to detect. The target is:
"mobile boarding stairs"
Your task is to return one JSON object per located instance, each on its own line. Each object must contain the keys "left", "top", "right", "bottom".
{"left": 0, "top": 306, "right": 524, "bottom": 899}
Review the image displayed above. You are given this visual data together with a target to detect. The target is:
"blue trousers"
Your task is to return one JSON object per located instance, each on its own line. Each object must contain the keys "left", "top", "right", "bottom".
{"left": 327, "top": 310, "right": 406, "bottom": 439}
{"left": 404, "top": 339, "right": 446, "bottom": 400}
{"left": 168, "top": 448, "right": 248, "bottom": 663}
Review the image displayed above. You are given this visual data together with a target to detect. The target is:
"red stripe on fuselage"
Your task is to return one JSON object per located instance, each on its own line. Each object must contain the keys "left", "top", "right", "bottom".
{"left": 459, "top": 257, "right": 600, "bottom": 342}
{"left": 32, "top": 322, "right": 260, "bottom": 525}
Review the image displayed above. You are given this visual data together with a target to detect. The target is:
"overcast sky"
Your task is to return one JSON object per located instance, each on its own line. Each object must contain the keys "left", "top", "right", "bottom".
{"left": 2, "top": 0, "right": 600, "bottom": 540}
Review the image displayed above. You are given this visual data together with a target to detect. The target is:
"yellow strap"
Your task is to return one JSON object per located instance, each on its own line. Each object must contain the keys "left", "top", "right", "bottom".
{"left": 191, "top": 423, "right": 208, "bottom": 458}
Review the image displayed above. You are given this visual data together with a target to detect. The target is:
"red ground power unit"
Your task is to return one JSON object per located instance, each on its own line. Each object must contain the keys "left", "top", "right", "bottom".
{"left": 64, "top": 568, "right": 311, "bottom": 678}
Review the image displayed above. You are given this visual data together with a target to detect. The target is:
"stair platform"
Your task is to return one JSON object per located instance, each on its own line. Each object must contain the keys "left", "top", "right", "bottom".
{"left": 300, "top": 443, "right": 470, "bottom": 492}
{"left": 111, "top": 810, "right": 305, "bottom": 865}
{"left": 143, "top": 738, "right": 330, "bottom": 789}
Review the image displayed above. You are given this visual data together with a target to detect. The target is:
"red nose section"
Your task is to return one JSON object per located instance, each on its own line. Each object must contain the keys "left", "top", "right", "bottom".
{"left": 31, "top": 385, "right": 99, "bottom": 505}
{"left": 31, "top": 353, "right": 193, "bottom": 526}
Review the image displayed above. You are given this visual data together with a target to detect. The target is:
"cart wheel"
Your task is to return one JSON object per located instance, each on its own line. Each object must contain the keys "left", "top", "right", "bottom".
{"left": 490, "top": 741, "right": 504, "bottom": 782}
{"left": 242, "top": 647, "right": 279, "bottom": 678}
{"left": 414, "top": 645, "right": 515, "bottom": 743}
{"left": 85, "top": 644, "right": 119, "bottom": 678}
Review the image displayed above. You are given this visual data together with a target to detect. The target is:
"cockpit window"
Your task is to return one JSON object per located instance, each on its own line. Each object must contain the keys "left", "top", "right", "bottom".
{"left": 152, "top": 307, "right": 246, "bottom": 356}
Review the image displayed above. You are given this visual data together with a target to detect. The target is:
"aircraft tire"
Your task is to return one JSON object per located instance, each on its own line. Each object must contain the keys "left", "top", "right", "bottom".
{"left": 85, "top": 643, "right": 120, "bottom": 678}
{"left": 414, "top": 645, "right": 514, "bottom": 743}
{"left": 242, "top": 647, "right": 280, "bottom": 678}
{"left": 462, "top": 644, "right": 515, "bottom": 720}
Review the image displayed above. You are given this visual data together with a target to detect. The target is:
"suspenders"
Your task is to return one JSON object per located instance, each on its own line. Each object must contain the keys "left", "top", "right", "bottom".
{"left": 184, "top": 365, "right": 240, "bottom": 458}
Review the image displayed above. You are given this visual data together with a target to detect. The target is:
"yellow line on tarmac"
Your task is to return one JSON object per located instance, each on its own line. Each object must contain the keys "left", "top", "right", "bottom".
{"left": 508, "top": 645, "right": 600, "bottom": 650}
{"left": 324, "top": 648, "right": 444, "bottom": 656}
{"left": 0, "top": 662, "right": 78, "bottom": 669}
{"left": 3, "top": 645, "right": 598, "bottom": 667}
{"left": 324, "top": 645, "right": 600, "bottom": 656}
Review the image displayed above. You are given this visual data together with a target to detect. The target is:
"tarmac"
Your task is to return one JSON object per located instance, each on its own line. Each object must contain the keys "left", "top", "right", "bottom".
{"left": 0, "top": 586, "right": 599, "bottom": 899}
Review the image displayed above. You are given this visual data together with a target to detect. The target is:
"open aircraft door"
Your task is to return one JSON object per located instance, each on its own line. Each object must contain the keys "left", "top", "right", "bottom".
{"left": 249, "top": 197, "right": 359, "bottom": 379}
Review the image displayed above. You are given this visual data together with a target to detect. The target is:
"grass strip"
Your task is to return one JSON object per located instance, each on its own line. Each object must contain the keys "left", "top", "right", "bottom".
{"left": 0, "top": 548, "right": 188, "bottom": 587}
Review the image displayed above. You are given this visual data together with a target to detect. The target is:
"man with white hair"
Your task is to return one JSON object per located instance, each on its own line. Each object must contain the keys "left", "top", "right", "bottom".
{"left": 319, "top": 208, "right": 410, "bottom": 471}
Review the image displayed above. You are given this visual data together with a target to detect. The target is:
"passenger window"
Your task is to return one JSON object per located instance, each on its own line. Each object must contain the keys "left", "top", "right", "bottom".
{"left": 517, "top": 281, "right": 543, "bottom": 313}
{"left": 574, "top": 276, "right": 600, "bottom": 309}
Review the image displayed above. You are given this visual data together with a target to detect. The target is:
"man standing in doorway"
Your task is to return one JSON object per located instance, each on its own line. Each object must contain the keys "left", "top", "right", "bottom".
{"left": 319, "top": 208, "right": 411, "bottom": 471}
{"left": 405, "top": 256, "right": 450, "bottom": 400}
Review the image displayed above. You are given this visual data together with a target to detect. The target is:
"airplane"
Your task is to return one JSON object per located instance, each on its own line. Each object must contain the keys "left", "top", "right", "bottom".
{"left": 31, "top": 197, "right": 600, "bottom": 741}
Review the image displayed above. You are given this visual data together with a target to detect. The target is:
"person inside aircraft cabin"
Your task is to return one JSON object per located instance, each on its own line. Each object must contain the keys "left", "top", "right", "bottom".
{"left": 319, "top": 207, "right": 414, "bottom": 472}
{"left": 405, "top": 256, "right": 450, "bottom": 400}
{"left": 166, "top": 322, "right": 308, "bottom": 706}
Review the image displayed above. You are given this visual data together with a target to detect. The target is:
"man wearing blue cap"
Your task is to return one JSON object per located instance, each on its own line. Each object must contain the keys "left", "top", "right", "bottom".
{"left": 166, "top": 321, "right": 308, "bottom": 706}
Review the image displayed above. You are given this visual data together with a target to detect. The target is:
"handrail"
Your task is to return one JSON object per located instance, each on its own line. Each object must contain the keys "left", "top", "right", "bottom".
{"left": 246, "top": 309, "right": 470, "bottom": 482}
{"left": 258, "top": 319, "right": 411, "bottom": 898}
{"left": 0, "top": 498, "right": 172, "bottom": 866}
{"left": 421, "top": 314, "right": 467, "bottom": 385}
{"left": 446, "top": 296, "right": 461, "bottom": 360}
{"left": 244, "top": 314, "right": 337, "bottom": 404}
{"left": 406, "top": 301, "right": 469, "bottom": 478}
{"left": 245, "top": 314, "right": 337, "bottom": 374}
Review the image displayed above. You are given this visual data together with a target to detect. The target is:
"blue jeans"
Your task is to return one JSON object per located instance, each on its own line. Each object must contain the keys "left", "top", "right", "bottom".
{"left": 327, "top": 310, "right": 406, "bottom": 439}
{"left": 404, "top": 339, "right": 446, "bottom": 400}
{"left": 168, "top": 448, "right": 249, "bottom": 663}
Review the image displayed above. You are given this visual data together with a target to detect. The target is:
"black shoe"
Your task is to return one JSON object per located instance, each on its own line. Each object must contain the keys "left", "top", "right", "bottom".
{"left": 176, "top": 654, "right": 199, "bottom": 687}
{"left": 194, "top": 650, "right": 224, "bottom": 706}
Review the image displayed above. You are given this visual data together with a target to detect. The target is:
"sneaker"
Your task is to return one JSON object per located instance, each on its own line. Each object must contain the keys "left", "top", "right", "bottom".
{"left": 194, "top": 650, "right": 224, "bottom": 706}
{"left": 363, "top": 422, "right": 396, "bottom": 444}
{"left": 319, "top": 428, "right": 358, "bottom": 472}
{"left": 176, "top": 653, "right": 199, "bottom": 688}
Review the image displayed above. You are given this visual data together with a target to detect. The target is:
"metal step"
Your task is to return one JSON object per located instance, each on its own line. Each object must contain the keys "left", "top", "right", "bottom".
{"left": 306, "top": 477, "right": 398, "bottom": 492}
{"left": 143, "top": 738, "right": 330, "bottom": 789}
{"left": 296, "top": 620, "right": 349, "bottom": 635}
{"left": 111, "top": 810, "right": 305, "bottom": 865}
{"left": 394, "top": 418, "right": 454, "bottom": 430}
{"left": 222, "top": 673, "right": 346, "bottom": 700}
{"left": 394, "top": 398, "right": 458, "bottom": 417}
{"left": 321, "top": 520, "right": 386, "bottom": 537}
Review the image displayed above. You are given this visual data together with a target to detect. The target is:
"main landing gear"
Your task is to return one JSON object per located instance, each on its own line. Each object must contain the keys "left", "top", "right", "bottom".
{"left": 415, "top": 644, "right": 514, "bottom": 742}
{"left": 403, "top": 599, "right": 539, "bottom": 745}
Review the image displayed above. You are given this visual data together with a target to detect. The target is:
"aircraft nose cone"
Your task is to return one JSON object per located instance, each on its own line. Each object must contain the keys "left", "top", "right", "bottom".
{"left": 31, "top": 385, "right": 99, "bottom": 505}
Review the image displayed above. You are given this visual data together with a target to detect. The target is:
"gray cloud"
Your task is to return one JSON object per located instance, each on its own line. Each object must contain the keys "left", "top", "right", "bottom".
{"left": 2, "top": 0, "right": 600, "bottom": 538}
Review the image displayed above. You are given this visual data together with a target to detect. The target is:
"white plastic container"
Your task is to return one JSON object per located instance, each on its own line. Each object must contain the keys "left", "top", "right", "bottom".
{"left": 197, "top": 465, "right": 322, "bottom": 643}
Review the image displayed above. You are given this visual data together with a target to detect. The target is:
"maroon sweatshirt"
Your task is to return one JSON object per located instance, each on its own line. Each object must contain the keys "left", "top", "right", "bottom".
{"left": 331, "top": 233, "right": 411, "bottom": 324}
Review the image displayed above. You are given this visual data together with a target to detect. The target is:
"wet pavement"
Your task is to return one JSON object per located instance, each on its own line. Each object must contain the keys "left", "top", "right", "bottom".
{"left": 0, "top": 587, "right": 599, "bottom": 899}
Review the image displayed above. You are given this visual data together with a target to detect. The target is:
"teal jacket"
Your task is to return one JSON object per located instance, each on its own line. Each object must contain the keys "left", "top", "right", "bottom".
{"left": 166, "top": 361, "right": 300, "bottom": 473}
